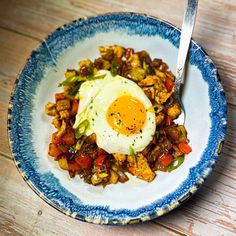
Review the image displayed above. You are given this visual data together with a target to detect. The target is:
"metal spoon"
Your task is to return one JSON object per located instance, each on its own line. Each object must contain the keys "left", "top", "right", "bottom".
{"left": 174, "top": 0, "right": 198, "bottom": 125}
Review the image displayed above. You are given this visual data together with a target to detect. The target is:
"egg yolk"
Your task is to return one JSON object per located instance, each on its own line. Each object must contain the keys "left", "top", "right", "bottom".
{"left": 106, "top": 95, "right": 146, "bottom": 136}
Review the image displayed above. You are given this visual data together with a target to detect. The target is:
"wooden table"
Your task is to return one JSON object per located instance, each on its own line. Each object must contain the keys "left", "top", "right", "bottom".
{"left": 0, "top": 0, "right": 235, "bottom": 235}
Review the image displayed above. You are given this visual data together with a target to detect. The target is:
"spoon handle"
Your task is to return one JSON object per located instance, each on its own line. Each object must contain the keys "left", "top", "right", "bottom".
{"left": 175, "top": 0, "right": 198, "bottom": 87}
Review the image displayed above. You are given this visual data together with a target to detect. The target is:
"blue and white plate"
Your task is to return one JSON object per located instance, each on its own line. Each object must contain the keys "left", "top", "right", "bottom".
{"left": 8, "top": 12, "right": 227, "bottom": 225}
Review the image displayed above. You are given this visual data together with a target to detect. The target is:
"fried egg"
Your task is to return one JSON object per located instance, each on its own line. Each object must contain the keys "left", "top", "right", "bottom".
{"left": 74, "top": 70, "right": 156, "bottom": 154}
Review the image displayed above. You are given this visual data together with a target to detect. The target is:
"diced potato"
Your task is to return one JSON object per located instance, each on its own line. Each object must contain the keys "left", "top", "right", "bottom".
{"left": 57, "top": 119, "right": 66, "bottom": 138}
{"left": 138, "top": 75, "right": 159, "bottom": 87}
{"left": 79, "top": 59, "right": 93, "bottom": 68}
{"left": 155, "top": 91, "right": 172, "bottom": 104}
{"left": 99, "top": 46, "right": 114, "bottom": 60}
{"left": 113, "top": 153, "right": 127, "bottom": 164}
{"left": 167, "top": 103, "right": 181, "bottom": 119}
{"left": 59, "top": 110, "right": 70, "bottom": 119}
{"left": 153, "top": 78, "right": 166, "bottom": 92}
{"left": 127, "top": 54, "right": 141, "bottom": 68}
{"left": 127, "top": 155, "right": 135, "bottom": 165}
{"left": 154, "top": 77, "right": 171, "bottom": 104}
{"left": 52, "top": 115, "right": 61, "bottom": 129}
{"left": 113, "top": 45, "right": 125, "bottom": 58}
{"left": 56, "top": 99, "right": 71, "bottom": 111}
{"left": 99, "top": 45, "right": 125, "bottom": 61}
{"left": 129, "top": 67, "right": 146, "bottom": 81}
{"left": 45, "top": 102, "right": 57, "bottom": 116}
{"left": 65, "top": 69, "right": 76, "bottom": 79}
{"left": 155, "top": 113, "right": 165, "bottom": 125}
{"left": 143, "top": 87, "right": 155, "bottom": 100}
{"left": 102, "top": 60, "right": 111, "bottom": 70}
{"left": 58, "top": 158, "right": 69, "bottom": 170}
{"left": 127, "top": 153, "right": 155, "bottom": 182}
{"left": 91, "top": 174, "right": 103, "bottom": 185}
{"left": 155, "top": 70, "right": 166, "bottom": 81}
{"left": 109, "top": 170, "right": 119, "bottom": 184}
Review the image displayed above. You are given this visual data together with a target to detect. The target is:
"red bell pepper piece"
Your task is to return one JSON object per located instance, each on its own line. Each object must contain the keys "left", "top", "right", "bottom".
{"left": 62, "top": 131, "right": 76, "bottom": 145}
{"left": 48, "top": 143, "right": 62, "bottom": 157}
{"left": 71, "top": 100, "right": 79, "bottom": 116}
{"left": 165, "top": 115, "right": 172, "bottom": 126}
{"left": 178, "top": 142, "right": 192, "bottom": 154}
{"left": 94, "top": 155, "right": 106, "bottom": 168}
{"left": 158, "top": 153, "right": 173, "bottom": 167}
{"left": 76, "top": 154, "right": 92, "bottom": 170}
{"left": 68, "top": 161, "right": 81, "bottom": 172}
{"left": 51, "top": 131, "right": 62, "bottom": 144}
{"left": 55, "top": 92, "right": 65, "bottom": 100}
{"left": 165, "top": 78, "right": 174, "bottom": 92}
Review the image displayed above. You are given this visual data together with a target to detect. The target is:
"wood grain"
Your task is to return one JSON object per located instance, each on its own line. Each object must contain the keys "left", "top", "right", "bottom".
{"left": 0, "top": 155, "right": 177, "bottom": 236}
{"left": 0, "top": 0, "right": 236, "bottom": 235}
{"left": 0, "top": 74, "right": 13, "bottom": 156}
{"left": 0, "top": 0, "right": 236, "bottom": 105}
{"left": 0, "top": 27, "right": 39, "bottom": 77}
{"left": 0, "top": 28, "right": 39, "bottom": 156}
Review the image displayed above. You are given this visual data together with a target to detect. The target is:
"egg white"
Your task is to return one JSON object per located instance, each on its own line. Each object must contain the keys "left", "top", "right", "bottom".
{"left": 74, "top": 70, "right": 156, "bottom": 154}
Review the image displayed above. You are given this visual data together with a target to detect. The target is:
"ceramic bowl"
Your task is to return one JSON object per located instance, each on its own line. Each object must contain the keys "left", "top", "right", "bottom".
{"left": 8, "top": 12, "right": 227, "bottom": 225}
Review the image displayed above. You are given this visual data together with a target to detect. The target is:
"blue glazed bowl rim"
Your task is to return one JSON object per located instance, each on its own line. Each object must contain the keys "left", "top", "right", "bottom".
{"left": 7, "top": 12, "right": 227, "bottom": 225}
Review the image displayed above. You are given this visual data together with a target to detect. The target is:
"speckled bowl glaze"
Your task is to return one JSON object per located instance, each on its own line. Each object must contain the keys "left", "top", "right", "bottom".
{"left": 8, "top": 12, "right": 227, "bottom": 225}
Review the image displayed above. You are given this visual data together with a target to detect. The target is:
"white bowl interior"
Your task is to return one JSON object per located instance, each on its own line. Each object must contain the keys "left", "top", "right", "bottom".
{"left": 32, "top": 32, "right": 211, "bottom": 210}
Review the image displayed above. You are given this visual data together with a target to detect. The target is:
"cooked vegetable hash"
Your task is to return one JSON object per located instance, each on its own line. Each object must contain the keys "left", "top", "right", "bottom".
{"left": 45, "top": 45, "right": 192, "bottom": 186}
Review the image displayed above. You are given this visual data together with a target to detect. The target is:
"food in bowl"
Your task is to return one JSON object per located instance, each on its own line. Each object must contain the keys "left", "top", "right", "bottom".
{"left": 45, "top": 45, "right": 192, "bottom": 186}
